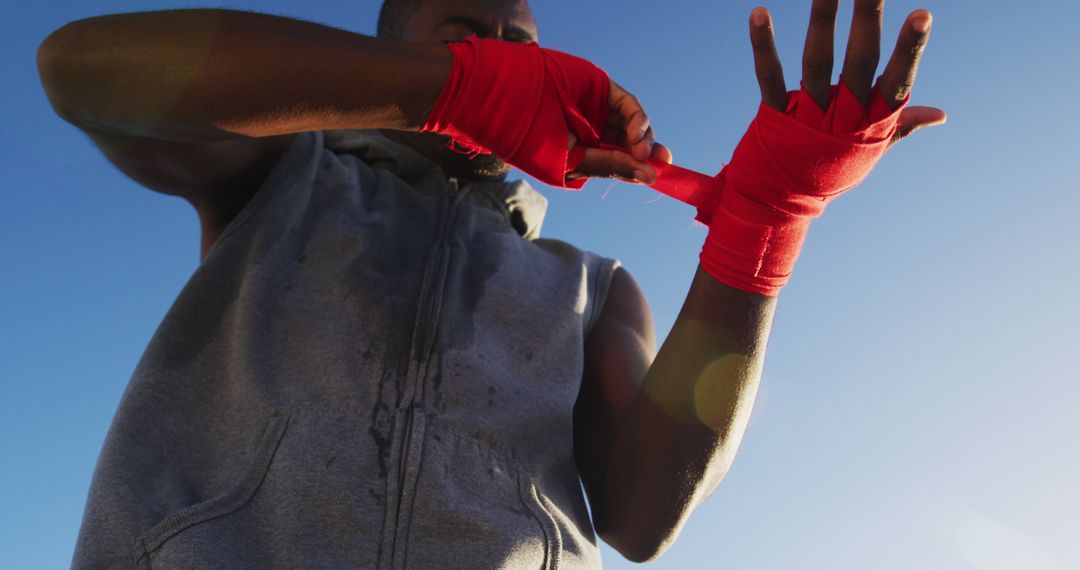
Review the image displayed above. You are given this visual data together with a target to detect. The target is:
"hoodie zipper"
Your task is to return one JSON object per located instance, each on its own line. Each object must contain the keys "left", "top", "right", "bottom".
{"left": 382, "top": 177, "right": 463, "bottom": 569}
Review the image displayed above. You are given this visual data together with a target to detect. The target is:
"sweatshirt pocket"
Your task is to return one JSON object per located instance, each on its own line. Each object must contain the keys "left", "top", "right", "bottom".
{"left": 400, "top": 427, "right": 560, "bottom": 569}
{"left": 130, "top": 408, "right": 291, "bottom": 568}
{"left": 517, "top": 475, "right": 564, "bottom": 570}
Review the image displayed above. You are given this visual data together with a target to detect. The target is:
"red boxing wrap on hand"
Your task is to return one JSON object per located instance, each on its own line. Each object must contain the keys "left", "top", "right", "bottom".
{"left": 421, "top": 35, "right": 609, "bottom": 189}
{"left": 684, "top": 78, "right": 908, "bottom": 296}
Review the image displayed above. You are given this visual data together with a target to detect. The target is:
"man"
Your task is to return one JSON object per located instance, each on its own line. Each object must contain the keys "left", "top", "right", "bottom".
{"left": 37, "top": 0, "right": 943, "bottom": 567}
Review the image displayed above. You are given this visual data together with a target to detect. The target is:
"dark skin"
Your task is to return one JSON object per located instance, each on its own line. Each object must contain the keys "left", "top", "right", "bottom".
{"left": 36, "top": 0, "right": 944, "bottom": 562}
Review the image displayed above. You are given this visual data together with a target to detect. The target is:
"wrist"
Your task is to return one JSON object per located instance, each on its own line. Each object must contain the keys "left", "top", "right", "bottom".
{"left": 699, "top": 190, "right": 812, "bottom": 297}
{"left": 412, "top": 44, "right": 456, "bottom": 130}
{"left": 419, "top": 35, "right": 609, "bottom": 187}
{"left": 696, "top": 81, "right": 905, "bottom": 296}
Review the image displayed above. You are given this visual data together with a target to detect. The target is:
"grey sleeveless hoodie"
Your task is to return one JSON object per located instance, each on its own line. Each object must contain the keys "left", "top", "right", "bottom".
{"left": 71, "top": 129, "right": 620, "bottom": 569}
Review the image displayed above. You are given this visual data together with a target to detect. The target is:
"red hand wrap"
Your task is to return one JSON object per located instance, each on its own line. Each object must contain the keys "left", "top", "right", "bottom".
{"left": 424, "top": 38, "right": 905, "bottom": 296}
{"left": 696, "top": 79, "right": 907, "bottom": 295}
{"left": 637, "top": 78, "right": 907, "bottom": 296}
{"left": 421, "top": 35, "right": 609, "bottom": 189}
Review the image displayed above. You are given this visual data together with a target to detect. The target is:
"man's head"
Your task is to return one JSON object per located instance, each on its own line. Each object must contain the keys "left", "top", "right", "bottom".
{"left": 377, "top": 0, "right": 537, "bottom": 43}
{"left": 376, "top": 0, "right": 539, "bottom": 181}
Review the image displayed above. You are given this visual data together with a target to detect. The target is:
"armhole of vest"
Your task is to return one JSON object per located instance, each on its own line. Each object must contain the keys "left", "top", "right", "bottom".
{"left": 203, "top": 130, "right": 321, "bottom": 261}
{"left": 584, "top": 255, "right": 621, "bottom": 338}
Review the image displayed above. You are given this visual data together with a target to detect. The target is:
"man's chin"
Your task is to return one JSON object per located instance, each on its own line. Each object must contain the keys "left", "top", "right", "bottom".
{"left": 446, "top": 150, "right": 511, "bottom": 179}
{"left": 381, "top": 130, "right": 511, "bottom": 181}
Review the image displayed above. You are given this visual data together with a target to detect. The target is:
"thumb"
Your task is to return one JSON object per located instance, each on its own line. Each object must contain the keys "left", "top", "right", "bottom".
{"left": 570, "top": 146, "right": 657, "bottom": 185}
{"left": 889, "top": 105, "right": 947, "bottom": 147}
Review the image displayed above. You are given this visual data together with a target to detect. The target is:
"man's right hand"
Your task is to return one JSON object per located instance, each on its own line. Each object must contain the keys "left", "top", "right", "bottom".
{"left": 568, "top": 80, "right": 673, "bottom": 186}
{"left": 421, "top": 35, "right": 671, "bottom": 189}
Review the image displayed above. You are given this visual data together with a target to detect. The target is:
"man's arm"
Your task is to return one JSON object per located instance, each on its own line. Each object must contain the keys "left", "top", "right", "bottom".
{"left": 575, "top": 266, "right": 774, "bottom": 563}
{"left": 36, "top": 9, "right": 453, "bottom": 260}
{"left": 36, "top": 9, "right": 664, "bottom": 260}
{"left": 575, "top": 1, "right": 942, "bottom": 562}
{"left": 36, "top": 9, "right": 451, "bottom": 142}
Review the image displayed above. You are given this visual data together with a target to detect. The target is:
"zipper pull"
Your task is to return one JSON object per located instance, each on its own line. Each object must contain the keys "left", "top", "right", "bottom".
{"left": 448, "top": 177, "right": 459, "bottom": 199}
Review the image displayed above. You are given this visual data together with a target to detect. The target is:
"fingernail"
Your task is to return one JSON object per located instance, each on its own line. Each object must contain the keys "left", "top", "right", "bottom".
{"left": 634, "top": 170, "right": 647, "bottom": 182}
{"left": 913, "top": 14, "right": 932, "bottom": 33}
{"left": 753, "top": 9, "right": 768, "bottom": 27}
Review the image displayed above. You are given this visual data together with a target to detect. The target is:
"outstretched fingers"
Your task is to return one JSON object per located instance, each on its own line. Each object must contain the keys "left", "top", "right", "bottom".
{"left": 878, "top": 10, "right": 932, "bottom": 110}
{"left": 750, "top": 7, "right": 788, "bottom": 111}
{"left": 841, "top": 0, "right": 883, "bottom": 105}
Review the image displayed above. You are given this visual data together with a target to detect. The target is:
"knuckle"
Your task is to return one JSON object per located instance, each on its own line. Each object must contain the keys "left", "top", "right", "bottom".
{"left": 849, "top": 54, "right": 880, "bottom": 79}
{"left": 810, "top": 6, "right": 837, "bottom": 23}
{"left": 751, "top": 37, "right": 774, "bottom": 54}
{"left": 803, "top": 56, "right": 834, "bottom": 78}
{"left": 908, "top": 37, "right": 927, "bottom": 57}
{"left": 605, "top": 152, "right": 619, "bottom": 176}
{"left": 857, "top": 8, "right": 883, "bottom": 21}
{"left": 890, "top": 78, "right": 915, "bottom": 100}
{"left": 891, "top": 125, "right": 917, "bottom": 146}
{"left": 855, "top": 1, "right": 883, "bottom": 19}
{"left": 889, "top": 73, "right": 915, "bottom": 98}
{"left": 613, "top": 156, "right": 636, "bottom": 178}
{"left": 755, "top": 67, "right": 782, "bottom": 83}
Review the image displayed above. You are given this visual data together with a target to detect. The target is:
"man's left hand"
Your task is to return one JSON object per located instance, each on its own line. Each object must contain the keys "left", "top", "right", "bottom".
{"left": 751, "top": 0, "right": 946, "bottom": 146}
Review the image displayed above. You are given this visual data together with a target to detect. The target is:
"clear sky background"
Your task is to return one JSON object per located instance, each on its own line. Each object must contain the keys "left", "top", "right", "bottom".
{"left": 2, "top": 0, "right": 1078, "bottom": 568}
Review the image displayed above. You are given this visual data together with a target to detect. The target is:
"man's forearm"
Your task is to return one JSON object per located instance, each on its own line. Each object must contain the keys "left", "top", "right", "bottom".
{"left": 597, "top": 267, "right": 776, "bottom": 560}
{"left": 36, "top": 9, "right": 451, "bottom": 142}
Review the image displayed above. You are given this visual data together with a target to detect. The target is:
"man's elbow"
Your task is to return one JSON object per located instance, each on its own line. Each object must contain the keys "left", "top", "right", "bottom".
{"left": 601, "top": 525, "right": 680, "bottom": 563}
{"left": 590, "top": 468, "right": 730, "bottom": 563}
{"left": 595, "top": 509, "right": 685, "bottom": 564}
{"left": 36, "top": 22, "right": 85, "bottom": 124}
{"left": 36, "top": 16, "right": 129, "bottom": 128}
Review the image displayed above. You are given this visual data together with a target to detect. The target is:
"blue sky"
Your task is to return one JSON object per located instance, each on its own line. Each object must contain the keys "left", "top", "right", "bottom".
{"left": 3, "top": 0, "right": 1078, "bottom": 568}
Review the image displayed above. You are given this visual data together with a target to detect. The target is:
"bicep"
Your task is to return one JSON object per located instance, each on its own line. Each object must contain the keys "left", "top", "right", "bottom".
{"left": 81, "top": 125, "right": 294, "bottom": 203}
{"left": 574, "top": 266, "right": 656, "bottom": 500}
{"left": 80, "top": 127, "right": 295, "bottom": 259}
